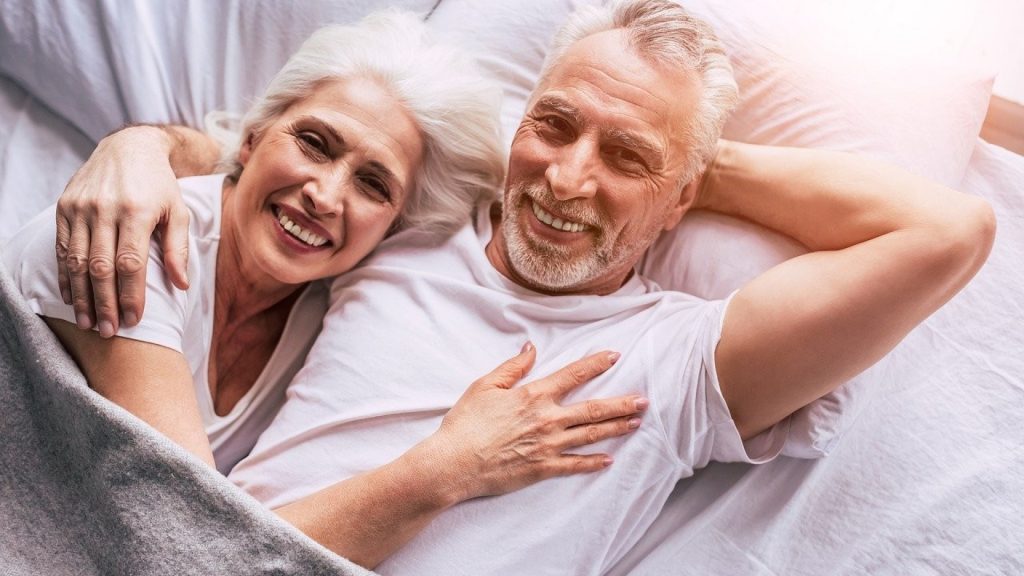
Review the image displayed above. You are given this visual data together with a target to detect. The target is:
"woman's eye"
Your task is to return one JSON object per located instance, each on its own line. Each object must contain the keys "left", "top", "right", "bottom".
{"left": 297, "top": 131, "right": 328, "bottom": 155}
{"left": 359, "top": 175, "right": 392, "bottom": 203}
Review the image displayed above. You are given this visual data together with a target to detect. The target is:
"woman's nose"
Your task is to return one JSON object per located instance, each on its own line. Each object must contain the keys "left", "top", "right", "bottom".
{"left": 301, "top": 169, "right": 348, "bottom": 216}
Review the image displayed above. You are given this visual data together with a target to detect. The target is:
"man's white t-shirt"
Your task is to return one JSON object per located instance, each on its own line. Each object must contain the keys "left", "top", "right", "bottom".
{"left": 229, "top": 205, "right": 788, "bottom": 575}
{"left": 2, "top": 174, "right": 327, "bottom": 474}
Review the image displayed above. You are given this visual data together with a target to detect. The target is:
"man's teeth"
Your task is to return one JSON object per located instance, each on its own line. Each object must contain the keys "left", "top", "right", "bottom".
{"left": 531, "top": 201, "right": 587, "bottom": 233}
{"left": 277, "top": 212, "right": 328, "bottom": 247}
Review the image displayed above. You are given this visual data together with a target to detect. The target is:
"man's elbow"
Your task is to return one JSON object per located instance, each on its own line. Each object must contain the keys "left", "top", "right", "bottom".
{"left": 932, "top": 196, "right": 996, "bottom": 285}
{"left": 954, "top": 197, "right": 996, "bottom": 273}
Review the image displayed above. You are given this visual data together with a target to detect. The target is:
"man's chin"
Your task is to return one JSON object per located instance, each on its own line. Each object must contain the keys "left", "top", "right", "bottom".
{"left": 507, "top": 251, "right": 595, "bottom": 293}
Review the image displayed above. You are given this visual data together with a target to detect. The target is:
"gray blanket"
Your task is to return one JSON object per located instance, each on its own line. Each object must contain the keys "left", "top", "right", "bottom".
{"left": 0, "top": 262, "right": 374, "bottom": 576}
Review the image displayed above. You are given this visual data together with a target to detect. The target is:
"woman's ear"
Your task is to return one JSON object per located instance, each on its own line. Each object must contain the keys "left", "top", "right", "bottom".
{"left": 239, "top": 133, "right": 255, "bottom": 166}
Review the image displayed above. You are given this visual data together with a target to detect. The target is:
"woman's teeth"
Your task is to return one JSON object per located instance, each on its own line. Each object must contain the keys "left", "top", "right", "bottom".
{"left": 531, "top": 200, "right": 587, "bottom": 233}
{"left": 278, "top": 211, "right": 328, "bottom": 247}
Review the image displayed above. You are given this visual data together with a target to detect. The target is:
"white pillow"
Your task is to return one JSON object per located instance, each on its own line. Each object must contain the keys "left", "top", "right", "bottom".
{"left": 427, "top": 0, "right": 994, "bottom": 458}
{"left": 0, "top": 0, "right": 439, "bottom": 142}
{"left": 426, "top": 0, "right": 604, "bottom": 150}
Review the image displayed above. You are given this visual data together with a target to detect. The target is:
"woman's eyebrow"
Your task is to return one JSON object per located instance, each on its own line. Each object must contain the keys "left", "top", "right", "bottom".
{"left": 295, "top": 115, "right": 346, "bottom": 147}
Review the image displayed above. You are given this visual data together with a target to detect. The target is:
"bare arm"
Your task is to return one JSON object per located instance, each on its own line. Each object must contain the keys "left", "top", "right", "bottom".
{"left": 43, "top": 325, "right": 643, "bottom": 567}
{"left": 56, "top": 125, "right": 219, "bottom": 337}
{"left": 699, "top": 141, "right": 995, "bottom": 438}
{"left": 274, "top": 346, "right": 645, "bottom": 568}
{"left": 44, "top": 317, "right": 215, "bottom": 467}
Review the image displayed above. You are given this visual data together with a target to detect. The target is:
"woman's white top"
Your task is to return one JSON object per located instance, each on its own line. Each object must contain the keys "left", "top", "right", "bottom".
{"left": 3, "top": 174, "right": 327, "bottom": 474}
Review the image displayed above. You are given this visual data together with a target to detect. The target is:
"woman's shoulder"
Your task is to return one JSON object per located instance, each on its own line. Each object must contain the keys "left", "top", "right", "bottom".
{"left": 176, "top": 173, "right": 228, "bottom": 241}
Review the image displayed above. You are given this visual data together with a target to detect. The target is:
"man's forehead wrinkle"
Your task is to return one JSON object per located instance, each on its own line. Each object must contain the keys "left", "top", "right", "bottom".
{"left": 572, "top": 59, "right": 673, "bottom": 114}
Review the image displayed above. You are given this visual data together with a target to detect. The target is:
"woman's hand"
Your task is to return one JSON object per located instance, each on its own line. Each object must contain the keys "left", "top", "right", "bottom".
{"left": 416, "top": 343, "right": 647, "bottom": 505}
{"left": 275, "top": 343, "right": 645, "bottom": 567}
{"left": 55, "top": 124, "right": 219, "bottom": 338}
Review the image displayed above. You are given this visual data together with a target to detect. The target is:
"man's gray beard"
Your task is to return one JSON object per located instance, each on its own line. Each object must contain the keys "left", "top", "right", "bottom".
{"left": 501, "top": 181, "right": 672, "bottom": 292}
{"left": 500, "top": 182, "right": 613, "bottom": 291}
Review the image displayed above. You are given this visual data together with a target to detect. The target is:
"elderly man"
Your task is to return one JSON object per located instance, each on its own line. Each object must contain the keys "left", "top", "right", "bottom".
{"left": 55, "top": 0, "right": 994, "bottom": 573}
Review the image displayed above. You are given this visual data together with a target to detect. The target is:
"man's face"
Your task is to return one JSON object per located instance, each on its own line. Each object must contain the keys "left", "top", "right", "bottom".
{"left": 500, "top": 29, "right": 701, "bottom": 295}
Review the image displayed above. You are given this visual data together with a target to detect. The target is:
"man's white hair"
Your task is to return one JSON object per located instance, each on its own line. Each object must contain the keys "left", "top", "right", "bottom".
{"left": 214, "top": 11, "right": 505, "bottom": 236}
{"left": 539, "top": 0, "right": 738, "bottom": 181}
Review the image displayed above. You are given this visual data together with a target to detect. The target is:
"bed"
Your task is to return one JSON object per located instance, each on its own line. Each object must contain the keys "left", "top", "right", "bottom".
{"left": 1, "top": 1, "right": 1021, "bottom": 574}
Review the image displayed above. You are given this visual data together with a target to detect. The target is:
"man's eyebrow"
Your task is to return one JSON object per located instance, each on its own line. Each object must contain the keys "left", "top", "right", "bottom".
{"left": 605, "top": 127, "right": 666, "bottom": 171}
{"left": 532, "top": 96, "right": 583, "bottom": 124}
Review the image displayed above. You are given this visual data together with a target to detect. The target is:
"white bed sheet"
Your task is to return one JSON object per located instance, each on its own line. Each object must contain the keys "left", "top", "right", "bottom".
{"left": 610, "top": 140, "right": 1024, "bottom": 576}
{"left": 0, "top": 74, "right": 91, "bottom": 246}
{"left": 2, "top": 4, "right": 1023, "bottom": 574}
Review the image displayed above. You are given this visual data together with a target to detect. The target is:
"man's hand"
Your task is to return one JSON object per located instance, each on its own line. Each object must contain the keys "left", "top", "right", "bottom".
{"left": 55, "top": 125, "right": 219, "bottom": 337}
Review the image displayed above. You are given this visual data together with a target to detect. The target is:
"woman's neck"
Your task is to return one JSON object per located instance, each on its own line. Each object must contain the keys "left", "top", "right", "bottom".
{"left": 215, "top": 188, "right": 302, "bottom": 332}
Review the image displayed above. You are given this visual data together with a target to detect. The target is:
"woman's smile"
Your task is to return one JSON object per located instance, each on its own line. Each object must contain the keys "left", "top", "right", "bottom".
{"left": 270, "top": 204, "right": 335, "bottom": 253}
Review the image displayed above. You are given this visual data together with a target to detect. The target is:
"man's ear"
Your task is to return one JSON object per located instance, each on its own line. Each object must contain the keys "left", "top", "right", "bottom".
{"left": 662, "top": 177, "right": 700, "bottom": 231}
{"left": 239, "top": 133, "right": 255, "bottom": 166}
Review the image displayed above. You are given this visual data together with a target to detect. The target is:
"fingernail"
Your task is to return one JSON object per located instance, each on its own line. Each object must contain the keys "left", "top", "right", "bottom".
{"left": 124, "top": 311, "right": 139, "bottom": 326}
{"left": 628, "top": 417, "right": 642, "bottom": 429}
{"left": 634, "top": 397, "right": 649, "bottom": 411}
{"left": 98, "top": 321, "right": 115, "bottom": 339}
{"left": 602, "top": 456, "right": 614, "bottom": 467}
{"left": 76, "top": 313, "right": 92, "bottom": 330}
{"left": 607, "top": 351, "right": 621, "bottom": 364}
{"left": 521, "top": 341, "right": 534, "bottom": 354}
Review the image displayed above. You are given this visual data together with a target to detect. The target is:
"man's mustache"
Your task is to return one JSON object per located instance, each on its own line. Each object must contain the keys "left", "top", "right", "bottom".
{"left": 513, "top": 182, "right": 604, "bottom": 229}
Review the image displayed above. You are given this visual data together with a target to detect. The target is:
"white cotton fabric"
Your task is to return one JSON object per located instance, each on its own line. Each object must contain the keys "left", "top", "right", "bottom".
{"left": 608, "top": 140, "right": 1024, "bottom": 576}
{"left": 229, "top": 206, "right": 786, "bottom": 575}
{"left": 0, "top": 0, "right": 439, "bottom": 143}
{"left": 2, "top": 174, "right": 327, "bottom": 474}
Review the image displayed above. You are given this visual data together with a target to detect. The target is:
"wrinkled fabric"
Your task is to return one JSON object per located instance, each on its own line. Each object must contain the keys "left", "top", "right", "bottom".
{"left": 0, "top": 260, "right": 373, "bottom": 576}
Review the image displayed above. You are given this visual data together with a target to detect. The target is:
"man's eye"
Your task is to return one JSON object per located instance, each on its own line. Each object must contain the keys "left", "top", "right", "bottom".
{"left": 359, "top": 175, "right": 392, "bottom": 203}
{"left": 610, "top": 148, "right": 645, "bottom": 168}
{"left": 542, "top": 116, "right": 570, "bottom": 133}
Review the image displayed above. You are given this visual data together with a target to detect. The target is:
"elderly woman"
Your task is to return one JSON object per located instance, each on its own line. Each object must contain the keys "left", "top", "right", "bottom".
{"left": 2, "top": 12, "right": 645, "bottom": 568}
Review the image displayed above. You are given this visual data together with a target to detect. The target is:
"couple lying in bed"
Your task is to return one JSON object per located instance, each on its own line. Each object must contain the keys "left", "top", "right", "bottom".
{"left": 3, "top": 0, "right": 994, "bottom": 573}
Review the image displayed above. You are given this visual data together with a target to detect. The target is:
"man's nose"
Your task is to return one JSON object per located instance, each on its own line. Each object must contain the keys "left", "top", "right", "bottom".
{"left": 545, "top": 140, "right": 599, "bottom": 201}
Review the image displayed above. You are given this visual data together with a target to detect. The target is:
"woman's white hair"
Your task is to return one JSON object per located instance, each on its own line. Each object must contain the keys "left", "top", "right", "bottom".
{"left": 208, "top": 11, "right": 505, "bottom": 236}
{"left": 539, "top": 0, "right": 738, "bottom": 181}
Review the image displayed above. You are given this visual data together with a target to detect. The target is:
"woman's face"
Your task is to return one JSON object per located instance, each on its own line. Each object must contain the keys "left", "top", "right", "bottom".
{"left": 229, "top": 76, "right": 423, "bottom": 286}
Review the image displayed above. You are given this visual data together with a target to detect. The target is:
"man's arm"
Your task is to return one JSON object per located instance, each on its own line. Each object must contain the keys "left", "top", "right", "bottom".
{"left": 700, "top": 141, "right": 995, "bottom": 439}
{"left": 56, "top": 125, "right": 219, "bottom": 337}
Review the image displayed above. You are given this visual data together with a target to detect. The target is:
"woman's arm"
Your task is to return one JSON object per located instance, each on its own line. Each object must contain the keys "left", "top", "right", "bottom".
{"left": 44, "top": 318, "right": 215, "bottom": 467}
{"left": 273, "top": 345, "right": 644, "bottom": 568}
{"left": 56, "top": 125, "right": 218, "bottom": 336}
{"left": 46, "top": 315, "right": 639, "bottom": 565}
